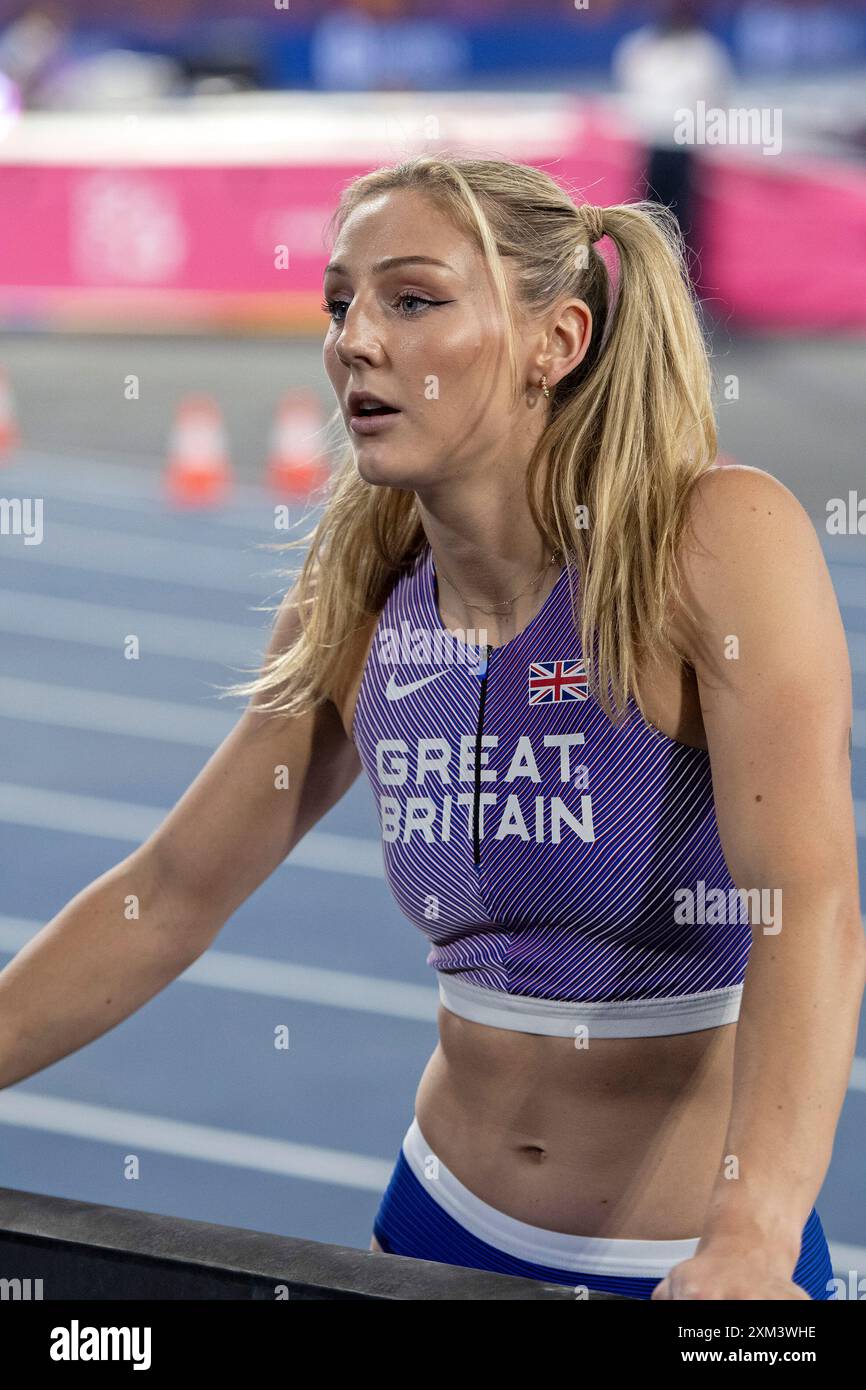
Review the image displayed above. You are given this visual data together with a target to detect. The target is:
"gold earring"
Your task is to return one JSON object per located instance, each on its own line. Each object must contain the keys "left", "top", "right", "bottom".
{"left": 540, "top": 374, "right": 550, "bottom": 399}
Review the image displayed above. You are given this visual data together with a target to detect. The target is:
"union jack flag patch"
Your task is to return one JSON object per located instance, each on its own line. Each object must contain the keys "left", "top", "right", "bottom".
{"left": 528, "top": 659, "right": 588, "bottom": 704}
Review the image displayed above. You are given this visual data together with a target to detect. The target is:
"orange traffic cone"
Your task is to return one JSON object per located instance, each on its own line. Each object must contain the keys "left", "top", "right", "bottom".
{"left": 164, "top": 396, "right": 232, "bottom": 507}
{"left": 266, "top": 389, "right": 329, "bottom": 498}
{"left": 0, "top": 368, "right": 20, "bottom": 460}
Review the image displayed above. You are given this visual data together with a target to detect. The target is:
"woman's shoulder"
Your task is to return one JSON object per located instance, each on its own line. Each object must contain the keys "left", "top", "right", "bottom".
{"left": 683, "top": 462, "right": 818, "bottom": 554}
{"left": 689, "top": 459, "right": 800, "bottom": 502}
{"left": 669, "top": 462, "right": 824, "bottom": 661}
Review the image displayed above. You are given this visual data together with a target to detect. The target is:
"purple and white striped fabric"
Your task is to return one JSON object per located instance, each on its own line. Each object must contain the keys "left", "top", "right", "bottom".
{"left": 351, "top": 544, "right": 751, "bottom": 1021}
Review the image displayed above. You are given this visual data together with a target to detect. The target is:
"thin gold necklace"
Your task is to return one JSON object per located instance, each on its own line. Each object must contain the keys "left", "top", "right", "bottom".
{"left": 434, "top": 550, "right": 560, "bottom": 617}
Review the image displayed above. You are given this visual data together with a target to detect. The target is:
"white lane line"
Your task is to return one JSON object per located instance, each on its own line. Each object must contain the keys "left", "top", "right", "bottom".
{"left": 1, "top": 450, "right": 326, "bottom": 531}
{"left": 0, "top": 1092, "right": 392, "bottom": 1192}
{"left": 184, "top": 951, "right": 434, "bottom": 1021}
{"left": 1, "top": 520, "right": 282, "bottom": 595}
{"left": 0, "top": 589, "right": 267, "bottom": 664}
{"left": 0, "top": 915, "right": 436, "bottom": 1023}
{"left": 0, "top": 782, "right": 385, "bottom": 877}
{"left": 0, "top": 676, "right": 239, "bottom": 747}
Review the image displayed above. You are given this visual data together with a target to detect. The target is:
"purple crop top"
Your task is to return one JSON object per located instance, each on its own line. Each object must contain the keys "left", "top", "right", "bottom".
{"left": 351, "top": 544, "right": 750, "bottom": 1037}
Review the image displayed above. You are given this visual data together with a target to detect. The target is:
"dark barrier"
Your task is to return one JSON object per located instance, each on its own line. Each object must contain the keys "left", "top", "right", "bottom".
{"left": 0, "top": 1187, "right": 631, "bottom": 1300}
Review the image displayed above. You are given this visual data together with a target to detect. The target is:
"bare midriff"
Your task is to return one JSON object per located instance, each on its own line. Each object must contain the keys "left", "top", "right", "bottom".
{"left": 414, "top": 1009, "right": 737, "bottom": 1240}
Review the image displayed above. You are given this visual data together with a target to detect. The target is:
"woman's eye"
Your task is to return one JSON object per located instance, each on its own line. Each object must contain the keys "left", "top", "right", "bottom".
{"left": 394, "top": 293, "right": 435, "bottom": 315}
{"left": 320, "top": 292, "right": 439, "bottom": 324}
{"left": 321, "top": 297, "right": 349, "bottom": 323}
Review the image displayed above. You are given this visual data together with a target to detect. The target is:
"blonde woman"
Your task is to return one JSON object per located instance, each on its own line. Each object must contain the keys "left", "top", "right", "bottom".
{"left": 1, "top": 156, "right": 862, "bottom": 1300}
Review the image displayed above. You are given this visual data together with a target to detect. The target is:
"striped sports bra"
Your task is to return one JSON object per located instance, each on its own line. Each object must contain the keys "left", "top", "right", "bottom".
{"left": 351, "top": 543, "right": 750, "bottom": 1038}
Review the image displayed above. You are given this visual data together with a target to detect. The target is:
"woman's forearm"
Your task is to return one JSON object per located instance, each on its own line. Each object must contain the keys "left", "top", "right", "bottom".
{"left": 0, "top": 847, "right": 207, "bottom": 1091}
{"left": 699, "top": 889, "right": 866, "bottom": 1262}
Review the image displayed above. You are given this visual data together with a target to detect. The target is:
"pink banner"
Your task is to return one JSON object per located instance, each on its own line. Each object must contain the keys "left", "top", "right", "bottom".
{"left": 1, "top": 132, "right": 864, "bottom": 331}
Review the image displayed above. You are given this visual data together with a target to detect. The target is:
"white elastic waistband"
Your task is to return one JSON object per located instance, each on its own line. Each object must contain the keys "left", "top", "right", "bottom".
{"left": 402, "top": 1117, "right": 700, "bottom": 1277}
{"left": 437, "top": 972, "right": 743, "bottom": 1038}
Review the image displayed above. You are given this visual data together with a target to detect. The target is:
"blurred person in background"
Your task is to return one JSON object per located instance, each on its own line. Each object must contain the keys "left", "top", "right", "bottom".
{"left": 613, "top": 0, "right": 733, "bottom": 279}
{"left": 0, "top": 1, "right": 71, "bottom": 107}
{"left": 0, "top": 0, "right": 183, "bottom": 109}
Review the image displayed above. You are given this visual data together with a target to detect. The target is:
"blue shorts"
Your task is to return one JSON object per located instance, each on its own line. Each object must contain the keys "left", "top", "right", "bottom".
{"left": 373, "top": 1118, "right": 836, "bottom": 1300}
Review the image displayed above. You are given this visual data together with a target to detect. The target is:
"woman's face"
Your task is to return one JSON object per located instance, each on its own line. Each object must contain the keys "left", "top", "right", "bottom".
{"left": 322, "top": 187, "right": 541, "bottom": 493}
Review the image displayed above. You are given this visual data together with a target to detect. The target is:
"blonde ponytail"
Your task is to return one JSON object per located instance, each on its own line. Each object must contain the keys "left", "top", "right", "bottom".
{"left": 527, "top": 197, "right": 717, "bottom": 721}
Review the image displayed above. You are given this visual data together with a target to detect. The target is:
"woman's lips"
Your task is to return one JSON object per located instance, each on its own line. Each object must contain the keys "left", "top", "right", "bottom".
{"left": 349, "top": 409, "right": 403, "bottom": 435}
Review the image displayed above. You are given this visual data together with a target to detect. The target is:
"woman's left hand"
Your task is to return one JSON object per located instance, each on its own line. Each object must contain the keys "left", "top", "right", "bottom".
{"left": 651, "top": 1248, "right": 811, "bottom": 1300}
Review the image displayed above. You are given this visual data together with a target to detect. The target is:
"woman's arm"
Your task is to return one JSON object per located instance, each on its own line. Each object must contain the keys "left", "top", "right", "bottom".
{"left": 655, "top": 465, "right": 866, "bottom": 1299}
{"left": 0, "top": 586, "right": 363, "bottom": 1090}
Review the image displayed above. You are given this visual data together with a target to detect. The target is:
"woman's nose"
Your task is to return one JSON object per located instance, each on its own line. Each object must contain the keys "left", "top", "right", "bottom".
{"left": 335, "top": 299, "right": 385, "bottom": 367}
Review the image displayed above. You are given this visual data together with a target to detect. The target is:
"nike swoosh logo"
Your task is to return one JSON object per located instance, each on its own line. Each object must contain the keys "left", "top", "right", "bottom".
{"left": 384, "top": 670, "right": 450, "bottom": 700}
